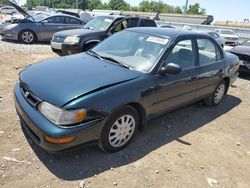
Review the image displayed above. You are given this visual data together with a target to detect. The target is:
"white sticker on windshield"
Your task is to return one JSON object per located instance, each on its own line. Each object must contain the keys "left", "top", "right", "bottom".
{"left": 104, "top": 19, "right": 112, "bottom": 23}
{"left": 146, "top": 36, "right": 169, "bottom": 45}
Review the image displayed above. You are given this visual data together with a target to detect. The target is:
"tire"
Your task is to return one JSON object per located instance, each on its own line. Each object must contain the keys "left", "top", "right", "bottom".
{"left": 99, "top": 106, "right": 139, "bottom": 152}
{"left": 83, "top": 43, "right": 97, "bottom": 52}
{"left": 18, "top": 30, "right": 37, "bottom": 44}
{"left": 204, "top": 80, "right": 227, "bottom": 107}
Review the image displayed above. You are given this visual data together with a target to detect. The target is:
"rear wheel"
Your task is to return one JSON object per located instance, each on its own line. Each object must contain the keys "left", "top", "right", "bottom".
{"left": 204, "top": 80, "right": 226, "bottom": 106}
{"left": 99, "top": 106, "right": 139, "bottom": 152}
{"left": 19, "top": 30, "right": 36, "bottom": 44}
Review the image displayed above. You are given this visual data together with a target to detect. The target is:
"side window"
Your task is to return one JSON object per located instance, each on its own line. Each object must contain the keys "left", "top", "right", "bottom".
{"left": 166, "top": 40, "right": 195, "bottom": 69}
{"left": 65, "top": 17, "right": 81, "bottom": 24}
{"left": 197, "top": 39, "right": 222, "bottom": 65}
{"left": 140, "top": 19, "right": 156, "bottom": 27}
{"left": 114, "top": 18, "right": 139, "bottom": 32}
{"left": 46, "top": 16, "right": 65, "bottom": 24}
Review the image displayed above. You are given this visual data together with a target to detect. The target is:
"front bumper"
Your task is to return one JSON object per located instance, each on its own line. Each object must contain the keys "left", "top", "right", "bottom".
{"left": 0, "top": 28, "right": 18, "bottom": 40}
{"left": 225, "top": 39, "right": 238, "bottom": 46}
{"left": 14, "top": 83, "right": 105, "bottom": 152}
{"left": 51, "top": 41, "right": 82, "bottom": 56}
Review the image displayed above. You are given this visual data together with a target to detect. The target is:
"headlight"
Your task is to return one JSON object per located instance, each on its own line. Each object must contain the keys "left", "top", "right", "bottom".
{"left": 38, "top": 102, "right": 87, "bottom": 125}
{"left": 5, "top": 23, "right": 18, "bottom": 30}
{"left": 64, "top": 36, "right": 80, "bottom": 43}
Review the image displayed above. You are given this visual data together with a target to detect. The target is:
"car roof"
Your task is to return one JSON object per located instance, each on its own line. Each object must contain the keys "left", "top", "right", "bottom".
{"left": 126, "top": 27, "right": 206, "bottom": 38}
{"left": 44, "top": 13, "right": 82, "bottom": 20}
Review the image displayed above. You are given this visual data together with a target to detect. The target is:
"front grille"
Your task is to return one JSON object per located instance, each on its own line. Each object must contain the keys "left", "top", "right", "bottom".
{"left": 52, "top": 36, "right": 65, "bottom": 43}
{"left": 20, "top": 84, "right": 41, "bottom": 107}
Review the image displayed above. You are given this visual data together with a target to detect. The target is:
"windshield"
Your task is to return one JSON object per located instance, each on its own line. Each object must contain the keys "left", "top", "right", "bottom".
{"left": 84, "top": 16, "right": 114, "bottom": 31}
{"left": 221, "top": 30, "right": 235, "bottom": 35}
{"left": 92, "top": 31, "right": 169, "bottom": 73}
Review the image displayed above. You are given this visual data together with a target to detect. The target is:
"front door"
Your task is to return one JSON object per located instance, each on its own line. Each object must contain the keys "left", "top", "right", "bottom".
{"left": 153, "top": 39, "right": 199, "bottom": 114}
{"left": 39, "top": 16, "right": 67, "bottom": 41}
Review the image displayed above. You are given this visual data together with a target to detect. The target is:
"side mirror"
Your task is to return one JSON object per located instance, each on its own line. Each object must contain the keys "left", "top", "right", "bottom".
{"left": 159, "top": 63, "right": 182, "bottom": 75}
{"left": 41, "top": 20, "right": 48, "bottom": 24}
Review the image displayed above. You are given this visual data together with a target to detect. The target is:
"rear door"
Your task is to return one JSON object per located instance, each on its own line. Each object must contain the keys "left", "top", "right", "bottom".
{"left": 153, "top": 38, "right": 199, "bottom": 114}
{"left": 195, "top": 37, "right": 224, "bottom": 98}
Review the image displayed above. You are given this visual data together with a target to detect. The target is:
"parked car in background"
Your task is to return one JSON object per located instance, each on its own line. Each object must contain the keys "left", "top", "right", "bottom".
{"left": 206, "top": 31, "right": 225, "bottom": 48}
{"left": 55, "top": 10, "right": 80, "bottom": 18}
{"left": 158, "top": 24, "right": 175, "bottom": 28}
{"left": 229, "top": 39, "right": 250, "bottom": 73}
{"left": 0, "top": 6, "right": 16, "bottom": 14}
{"left": 51, "top": 15, "right": 157, "bottom": 55}
{"left": 215, "top": 29, "right": 239, "bottom": 46}
{"left": 194, "top": 31, "right": 225, "bottom": 48}
{"left": 15, "top": 28, "right": 239, "bottom": 153}
{"left": 0, "top": 1, "right": 86, "bottom": 43}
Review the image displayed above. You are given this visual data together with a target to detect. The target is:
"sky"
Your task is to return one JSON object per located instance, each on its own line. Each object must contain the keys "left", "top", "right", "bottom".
{"left": 19, "top": 0, "right": 249, "bottom": 22}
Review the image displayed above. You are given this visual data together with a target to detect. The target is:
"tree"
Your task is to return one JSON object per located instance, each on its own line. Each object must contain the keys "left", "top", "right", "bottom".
{"left": 187, "top": 3, "right": 206, "bottom": 15}
{"left": 108, "top": 0, "right": 130, "bottom": 11}
{"left": 87, "top": 0, "right": 103, "bottom": 10}
{"left": 175, "top": 6, "right": 182, "bottom": 14}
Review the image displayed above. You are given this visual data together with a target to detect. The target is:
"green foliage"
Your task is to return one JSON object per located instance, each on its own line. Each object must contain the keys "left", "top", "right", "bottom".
{"left": 0, "top": 0, "right": 7, "bottom": 6}
{"left": 187, "top": 3, "right": 206, "bottom": 15}
{"left": 109, "top": 0, "right": 130, "bottom": 11}
{"left": 139, "top": 0, "right": 175, "bottom": 13}
{"left": 22, "top": 0, "right": 205, "bottom": 16}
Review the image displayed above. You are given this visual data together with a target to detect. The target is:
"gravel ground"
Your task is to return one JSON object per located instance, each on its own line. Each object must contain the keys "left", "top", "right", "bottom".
{"left": 0, "top": 39, "right": 250, "bottom": 188}
{"left": 0, "top": 36, "right": 53, "bottom": 55}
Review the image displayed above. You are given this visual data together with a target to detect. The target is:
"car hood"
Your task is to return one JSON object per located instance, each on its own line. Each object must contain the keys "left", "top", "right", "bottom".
{"left": 19, "top": 53, "right": 142, "bottom": 107}
{"left": 8, "top": 0, "right": 33, "bottom": 20}
{"left": 54, "top": 28, "right": 100, "bottom": 37}
{"left": 231, "top": 46, "right": 250, "bottom": 56}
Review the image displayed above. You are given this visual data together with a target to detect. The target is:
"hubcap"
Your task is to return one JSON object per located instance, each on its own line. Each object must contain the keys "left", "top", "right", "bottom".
{"left": 214, "top": 84, "right": 225, "bottom": 104}
{"left": 21, "top": 32, "right": 34, "bottom": 43}
{"left": 108, "top": 115, "right": 136, "bottom": 148}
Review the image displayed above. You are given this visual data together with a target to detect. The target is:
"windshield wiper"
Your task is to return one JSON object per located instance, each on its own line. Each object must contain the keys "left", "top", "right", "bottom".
{"left": 87, "top": 50, "right": 103, "bottom": 60}
{"left": 100, "top": 56, "right": 131, "bottom": 69}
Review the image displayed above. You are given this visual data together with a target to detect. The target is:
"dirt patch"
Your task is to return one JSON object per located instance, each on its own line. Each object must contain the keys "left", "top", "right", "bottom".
{"left": 0, "top": 40, "right": 250, "bottom": 188}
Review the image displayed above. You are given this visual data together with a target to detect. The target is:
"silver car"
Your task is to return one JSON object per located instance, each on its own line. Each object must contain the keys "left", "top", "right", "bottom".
{"left": 215, "top": 29, "right": 239, "bottom": 46}
{"left": 0, "top": 1, "right": 86, "bottom": 43}
{"left": 0, "top": 6, "right": 17, "bottom": 14}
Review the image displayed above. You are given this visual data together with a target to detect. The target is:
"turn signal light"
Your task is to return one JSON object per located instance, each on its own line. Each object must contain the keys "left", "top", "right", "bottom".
{"left": 45, "top": 135, "right": 76, "bottom": 144}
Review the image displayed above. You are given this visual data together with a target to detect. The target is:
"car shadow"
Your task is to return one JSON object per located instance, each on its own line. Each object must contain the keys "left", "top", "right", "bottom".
{"left": 25, "top": 95, "right": 241, "bottom": 181}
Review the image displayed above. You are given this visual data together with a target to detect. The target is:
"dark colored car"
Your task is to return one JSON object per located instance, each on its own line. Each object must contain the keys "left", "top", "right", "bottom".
{"left": 14, "top": 28, "right": 239, "bottom": 153}
{"left": 0, "top": 1, "right": 86, "bottom": 43}
{"left": 51, "top": 15, "right": 157, "bottom": 56}
{"left": 55, "top": 10, "right": 80, "bottom": 18}
{"left": 229, "top": 40, "right": 250, "bottom": 73}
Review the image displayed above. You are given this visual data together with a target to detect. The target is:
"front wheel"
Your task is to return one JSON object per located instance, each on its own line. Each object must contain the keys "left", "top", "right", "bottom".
{"left": 19, "top": 30, "right": 36, "bottom": 44}
{"left": 204, "top": 80, "right": 227, "bottom": 106}
{"left": 99, "top": 106, "right": 139, "bottom": 152}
